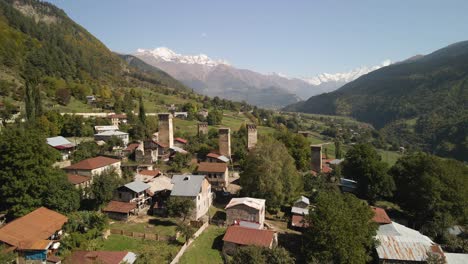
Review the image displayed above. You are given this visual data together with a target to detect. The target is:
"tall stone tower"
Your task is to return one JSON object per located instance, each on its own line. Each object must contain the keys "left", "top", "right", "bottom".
{"left": 158, "top": 113, "right": 174, "bottom": 148}
{"left": 246, "top": 124, "right": 258, "bottom": 150}
{"left": 198, "top": 122, "right": 208, "bottom": 136}
{"left": 311, "top": 145, "right": 322, "bottom": 173}
{"left": 219, "top": 128, "right": 231, "bottom": 157}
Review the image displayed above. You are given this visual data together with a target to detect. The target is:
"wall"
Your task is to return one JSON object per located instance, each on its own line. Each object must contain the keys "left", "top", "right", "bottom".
{"left": 218, "top": 128, "right": 231, "bottom": 157}
{"left": 226, "top": 204, "right": 263, "bottom": 227}
{"left": 158, "top": 114, "right": 174, "bottom": 148}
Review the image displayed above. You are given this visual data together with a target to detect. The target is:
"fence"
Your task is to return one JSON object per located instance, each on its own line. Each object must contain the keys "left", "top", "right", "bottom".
{"left": 110, "top": 229, "right": 175, "bottom": 241}
{"left": 170, "top": 221, "right": 209, "bottom": 264}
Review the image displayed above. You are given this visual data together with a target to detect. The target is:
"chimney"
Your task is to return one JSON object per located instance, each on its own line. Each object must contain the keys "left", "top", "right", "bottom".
{"left": 198, "top": 122, "right": 208, "bottom": 136}
{"left": 218, "top": 128, "right": 231, "bottom": 157}
{"left": 158, "top": 113, "right": 174, "bottom": 148}
{"left": 246, "top": 124, "right": 257, "bottom": 150}
{"left": 311, "top": 145, "right": 322, "bottom": 173}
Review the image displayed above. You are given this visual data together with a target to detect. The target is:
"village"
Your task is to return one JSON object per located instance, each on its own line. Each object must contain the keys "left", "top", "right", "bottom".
{"left": 0, "top": 105, "right": 465, "bottom": 264}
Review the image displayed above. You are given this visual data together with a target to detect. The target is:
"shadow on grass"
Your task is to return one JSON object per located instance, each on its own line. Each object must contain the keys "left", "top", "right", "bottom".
{"left": 149, "top": 218, "right": 177, "bottom": 227}
{"left": 278, "top": 232, "right": 305, "bottom": 264}
{"left": 212, "top": 211, "right": 226, "bottom": 221}
{"left": 211, "top": 234, "right": 224, "bottom": 250}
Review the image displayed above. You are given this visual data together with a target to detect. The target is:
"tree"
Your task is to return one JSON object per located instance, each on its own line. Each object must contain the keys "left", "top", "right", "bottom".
{"left": 335, "top": 140, "right": 343, "bottom": 159}
{"left": 304, "top": 192, "right": 377, "bottom": 263}
{"left": 170, "top": 152, "right": 191, "bottom": 172}
{"left": 72, "top": 141, "right": 101, "bottom": 162}
{"left": 55, "top": 88, "right": 71, "bottom": 105}
{"left": 166, "top": 197, "right": 195, "bottom": 221}
{"left": 390, "top": 152, "right": 468, "bottom": 237}
{"left": 176, "top": 222, "right": 195, "bottom": 242}
{"left": 275, "top": 127, "right": 310, "bottom": 171}
{"left": 207, "top": 109, "right": 223, "bottom": 125}
{"left": 342, "top": 144, "right": 395, "bottom": 203}
{"left": 231, "top": 246, "right": 294, "bottom": 264}
{"left": 0, "top": 126, "right": 80, "bottom": 219}
{"left": 240, "top": 136, "right": 302, "bottom": 211}
{"left": 90, "top": 169, "right": 122, "bottom": 208}
{"left": 138, "top": 96, "right": 146, "bottom": 125}
{"left": 0, "top": 244, "right": 16, "bottom": 263}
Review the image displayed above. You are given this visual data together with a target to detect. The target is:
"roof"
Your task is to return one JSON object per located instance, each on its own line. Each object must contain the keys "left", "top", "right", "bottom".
{"left": 94, "top": 125, "right": 118, "bottom": 131}
{"left": 124, "top": 143, "right": 140, "bottom": 152}
{"left": 46, "top": 136, "right": 74, "bottom": 149}
{"left": 329, "top": 159, "right": 344, "bottom": 165}
{"left": 67, "top": 174, "right": 91, "bottom": 185}
{"left": 148, "top": 176, "right": 174, "bottom": 193}
{"left": 64, "top": 156, "right": 120, "bottom": 170}
{"left": 170, "top": 146, "right": 188, "bottom": 154}
{"left": 197, "top": 162, "right": 228, "bottom": 173}
{"left": 138, "top": 170, "right": 160, "bottom": 177}
{"left": 291, "top": 215, "right": 309, "bottom": 228}
{"left": 223, "top": 225, "right": 275, "bottom": 247}
{"left": 0, "top": 207, "right": 68, "bottom": 248}
{"left": 225, "top": 197, "right": 265, "bottom": 211}
{"left": 295, "top": 196, "right": 310, "bottom": 205}
{"left": 156, "top": 142, "right": 169, "bottom": 148}
{"left": 175, "top": 138, "right": 187, "bottom": 144}
{"left": 122, "top": 181, "right": 151, "bottom": 193}
{"left": 445, "top": 253, "right": 468, "bottom": 264}
{"left": 171, "top": 175, "right": 207, "bottom": 197}
{"left": 107, "top": 114, "right": 127, "bottom": 119}
{"left": 18, "top": 239, "right": 52, "bottom": 250}
{"left": 238, "top": 221, "right": 262, "bottom": 229}
{"left": 102, "top": 201, "right": 137, "bottom": 214}
{"left": 66, "top": 251, "right": 137, "bottom": 264}
{"left": 207, "top": 153, "right": 220, "bottom": 159}
{"left": 375, "top": 222, "right": 443, "bottom": 262}
{"left": 95, "top": 130, "right": 128, "bottom": 136}
{"left": 372, "top": 207, "right": 392, "bottom": 224}
{"left": 291, "top": 207, "right": 309, "bottom": 215}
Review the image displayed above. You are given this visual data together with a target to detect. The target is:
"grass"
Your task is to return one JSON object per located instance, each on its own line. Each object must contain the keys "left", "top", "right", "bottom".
{"left": 109, "top": 217, "right": 179, "bottom": 237}
{"left": 98, "top": 234, "right": 181, "bottom": 263}
{"left": 179, "top": 226, "right": 226, "bottom": 264}
{"left": 377, "top": 149, "right": 402, "bottom": 166}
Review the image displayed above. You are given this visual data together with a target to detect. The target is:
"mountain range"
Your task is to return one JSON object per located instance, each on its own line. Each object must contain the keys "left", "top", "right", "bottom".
{"left": 134, "top": 47, "right": 389, "bottom": 107}
{"left": 285, "top": 41, "right": 468, "bottom": 161}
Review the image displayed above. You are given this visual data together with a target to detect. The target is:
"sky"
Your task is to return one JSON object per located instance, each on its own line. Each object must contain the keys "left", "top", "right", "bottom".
{"left": 47, "top": 0, "right": 468, "bottom": 77}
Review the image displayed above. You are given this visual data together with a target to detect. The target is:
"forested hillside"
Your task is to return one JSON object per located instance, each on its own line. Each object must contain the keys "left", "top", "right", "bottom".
{"left": 285, "top": 41, "right": 468, "bottom": 161}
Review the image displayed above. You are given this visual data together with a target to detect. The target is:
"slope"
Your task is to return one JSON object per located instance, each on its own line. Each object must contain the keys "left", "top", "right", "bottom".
{"left": 285, "top": 41, "right": 468, "bottom": 161}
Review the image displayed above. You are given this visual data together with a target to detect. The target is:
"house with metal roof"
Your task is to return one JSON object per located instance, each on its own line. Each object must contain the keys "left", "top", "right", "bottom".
{"left": 222, "top": 225, "right": 277, "bottom": 255}
{"left": 375, "top": 222, "right": 445, "bottom": 263}
{"left": 46, "top": 136, "right": 75, "bottom": 160}
{"left": 66, "top": 250, "right": 137, "bottom": 264}
{"left": 115, "top": 181, "right": 152, "bottom": 210}
{"left": 94, "top": 130, "right": 129, "bottom": 146}
{"left": 170, "top": 175, "right": 212, "bottom": 220}
{"left": 225, "top": 197, "right": 266, "bottom": 228}
{"left": 63, "top": 156, "right": 122, "bottom": 179}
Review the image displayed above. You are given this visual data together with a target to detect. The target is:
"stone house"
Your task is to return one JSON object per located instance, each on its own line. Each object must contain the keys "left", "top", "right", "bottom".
{"left": 0, "top": 207, "right": 67, "bottom": 263}
{"left": 196, "top": 162, "right": 229, "bottom": 191}
{"left": 225, "top": 197, "right": 266, "bottom": 228}
{"left": 115, "top": 181, "right": 152, "bottom": 211}
{"left": 63, "top": 156, "right": 122, "bottom": 179}
{"left": 170, "top": 175, "right": 212, "bottom": 220}
{"left": 222, "top": 225, "right": 277, "bottom": 255}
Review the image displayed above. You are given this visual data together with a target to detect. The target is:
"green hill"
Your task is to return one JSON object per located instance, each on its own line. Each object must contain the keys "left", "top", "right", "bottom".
{"left": 285, "top": 41, "right": 468, "bottom": 161}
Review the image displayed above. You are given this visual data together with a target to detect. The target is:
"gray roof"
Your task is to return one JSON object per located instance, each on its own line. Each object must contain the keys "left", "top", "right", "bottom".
{"left": 445, "top": 253, "right": 468, "bottom": 264}
{"left": 291, "top": 207, "right": 309, "bottom": 215}
{"left": 95, "top": 130, "right": 128, "bottom": 136}
{"left": 295, "top": 196, "right": 310, "bottom": 205}
{"left": 171, "top": 175, "right": 206, "bottom": 197}
{"left": 123, "top": 181, "right": 150, "bottom": 193}
{"left": 46, "top": 136, "right": 74, "bottom": 147}
{"left": 218, "top": 155, "right": 230, "bottom": 162}
{"left": 329, "top": 159, "right": 344, "bottom": 165}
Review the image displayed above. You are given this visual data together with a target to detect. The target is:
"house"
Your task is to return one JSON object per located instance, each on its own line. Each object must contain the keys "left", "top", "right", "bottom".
{"left": 222, "top": 225, "right": 277, "bottom": 255}
{"left": 170, "top": 175, "right": 212, "bottom": 220}
{"left": 196, "top": 162, "right": 229, "bottom": 191}
{"left": 0, "top": 207, "right": 67, "bottom": 262}
{"left": 135, "top": 141, "right": 158, "bottom": 163}
{"left": 107, "top": 113, "right": 128, "bottom": 126}
{"left": 123, "top": 142, "right": 140, "bottom": 156}
{"left": 375, "top": 222, "right": 445, "bottom": 263}
{"left": 135, "top": 169, "right": 161, "bottom": 183}
{"left": 65, "top": 251, "right": 137, "bottom": 264}
{"left": 205, "top": 152, "right": 229, "bottom": 163}
{"left": 102, "top": 201, "right": 137, "bottom": 221}
{"left": 115, "top": 181, "right": 152, "bottom": 211}
{"left": 67, "top": 174, "right": 91, "bottom": 189}
{"left": 148, "top": 176, "right": 174, "bottom": 215}
{"left": 290, "top": 196, "right": 311, "bottom": 229}
{"left": 86, "top": 95, "right": 96, "bottom": 104}
{"left": 225, "top": 197, "right": 266, "bottom": 228}
{"left": 94, "top": 130, "right": 129, "bottom": 147}
{"left": 156, "top": 142, "right": 170, "bottom": 161}
{"left": 371, "top": 206, "right": 392, "bottom": 225}
{"left": 94, "top": 125, "right": 119, "bottom": 134}
{"left": 198, "top": 109, "right": 209, "bottom": 118}
{"left": 174, "top": 137, "right": 188, "bottom": 148}
{"left": 63, "top": 156, "right": 122, "bottom": 178}
{"left": 174, "top": 112, "right": 188, "bottom": 119}
{"left": 339, "top": 178, "right": 357, "bottom": 193}
{"left": 47, "top": 136, "right": 75, "bottom": 160}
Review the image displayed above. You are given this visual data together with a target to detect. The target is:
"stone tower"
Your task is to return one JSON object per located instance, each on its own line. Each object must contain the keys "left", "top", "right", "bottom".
{"left": 198, "top": 122, "right": 208, "bottom": 136}
{"left": 219, "top": 128, "right": 231, "bottom": 157}
{"left": 311, "top": 145, "right": 322, "bottom": 173}
{"left": 158, "top": 113, "right": 174, "bottom": 148}
{"left": 246, "top": 124, "right": 258, "bottom": 150}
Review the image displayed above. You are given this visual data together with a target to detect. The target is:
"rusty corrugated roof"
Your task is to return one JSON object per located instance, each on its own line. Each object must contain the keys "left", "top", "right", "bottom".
{"left": 223, "top": 225, "right": 275, "bottom": 247}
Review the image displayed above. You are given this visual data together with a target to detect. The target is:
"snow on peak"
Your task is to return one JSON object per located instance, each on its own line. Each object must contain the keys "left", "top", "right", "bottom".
{"left": 302, "top": 60, "right": 392, "bottom": 86}
{"left": 135, "top": 47, "right": 230, "bottom": 67}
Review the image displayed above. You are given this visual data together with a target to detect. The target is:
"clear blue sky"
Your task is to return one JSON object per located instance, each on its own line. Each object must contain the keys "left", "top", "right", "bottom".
{"left": 47, "top": 0, "right": 468, "bottom": 77}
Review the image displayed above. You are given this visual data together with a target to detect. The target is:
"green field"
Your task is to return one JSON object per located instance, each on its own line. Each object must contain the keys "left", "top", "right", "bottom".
{"left": 179, "top": 226, "right": 225, "bottom": 264}
{"left": 109, "top": 217, "right": 179, "bottom": 237}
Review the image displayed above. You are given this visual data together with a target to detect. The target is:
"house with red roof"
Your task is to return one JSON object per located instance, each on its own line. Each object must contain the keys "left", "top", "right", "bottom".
{"left": 371, "top": 206, "right": 392, "bottom": 225}
{"left": 46, "top": 136, "right": 75, "bottom": 161}
{"left": 205, "top": 152, "right": 229, "bottom": 163}
{"left": 196, "top": 162, "right": 229, "bottom": 191}
{"left": 174, "top": 137, "right": 188, "bottom": 148}
{"left": 222, "top": 225, "right": 277, "bottom": 255}
{"left": 63, "top": 156, "right": 121, "bottom": 179}
{"left": 102, "top": 201, "right": 137, "bottom": 221}
{"left": 0, "top": 207, "right": 67, "bottom": 262}
{"left": 67, "top": 174, "right": 91, "bottom": 189}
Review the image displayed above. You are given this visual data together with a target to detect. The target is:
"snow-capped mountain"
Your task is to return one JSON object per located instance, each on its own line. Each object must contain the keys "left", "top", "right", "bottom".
{"left": 134, "top": 47, "right": 391, "bottom": 107}
{"left": 301, "top": 60, "right": 392, "bottom": 86}
{"left": 135, "top": 47, "right": 229, "bottom": 67}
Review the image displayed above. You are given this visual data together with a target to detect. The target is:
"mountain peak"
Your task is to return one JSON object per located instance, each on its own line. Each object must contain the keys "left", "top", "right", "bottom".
{"left": 135, "top": 47, "right": 230, "bottom": 67}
